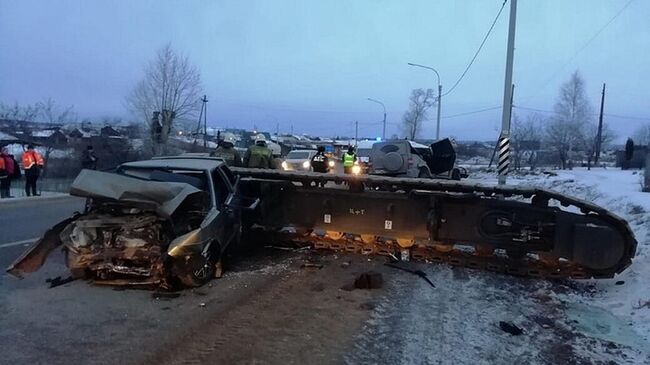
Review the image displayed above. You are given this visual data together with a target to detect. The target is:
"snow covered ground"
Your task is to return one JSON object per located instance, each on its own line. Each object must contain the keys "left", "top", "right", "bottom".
{"left": 467, "top": 167, "right": 650, "bottom": 362}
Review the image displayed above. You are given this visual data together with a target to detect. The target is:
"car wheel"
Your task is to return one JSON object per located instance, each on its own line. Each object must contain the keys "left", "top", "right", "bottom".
{"left": 451, "top": 168, "right": 461, "bottom": 181}
{"left": 173, "top": 253, "right": 214, "bottom": 287}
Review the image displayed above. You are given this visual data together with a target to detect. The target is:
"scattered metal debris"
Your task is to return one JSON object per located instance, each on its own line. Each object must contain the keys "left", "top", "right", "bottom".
{"left": 152, "top": 292, "right": 181, "bottom": 300}
{"left": 301, "top": 263, "right": 324, "bottom": 269}
{"left": 499, "top": 321, "right": 524, "bottom": 336}
{"left": 46, "top": 276, "right": 76, "bottom": 288}
{"left": 385, "top": 262, "right": 435, "bottom": 288}
{"left": 633, "top": 300, "right": 650, "bottom": 310}
{"left": 615, "top": 280, "right": 625, "bottom": 285}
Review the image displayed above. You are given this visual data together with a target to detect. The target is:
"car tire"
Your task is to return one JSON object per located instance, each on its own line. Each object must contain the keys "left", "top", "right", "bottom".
{"left": 383, "top": 152, "right": 404, "bottom": 173}
{"left": 451, "top": 168, "right": 461, "bottom": 181}
{"left": 173, "top": 253, "right": 215, "bottom": 287}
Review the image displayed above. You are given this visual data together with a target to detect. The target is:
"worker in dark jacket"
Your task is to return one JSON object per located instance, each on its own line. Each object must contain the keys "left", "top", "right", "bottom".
{"left": 81, "top": 145, "right": 98, "bottom": 170}
{"left": 0, "top": 147, "right": 14, "bottom": 198}
{"left": 311, "top": 146, "right": 329, "bottom": 173}
{"left": 211, "top": 133, "right": 242, "bottom": 167}
{"left": 243, "top": 134, "right": 273, "bottom": 169}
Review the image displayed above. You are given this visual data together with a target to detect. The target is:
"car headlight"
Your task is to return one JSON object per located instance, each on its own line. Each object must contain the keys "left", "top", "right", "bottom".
{"left": 351, "top": 165, "right": 361, "bottom": 174}
{"left": 328, "top": 161, "right": 335, "bottom": 168}
{"left": 302, "top": 161, "right": 311, "bottom": 169}
{"left": 281, "top": 161, "right": 288, "bottom": 170}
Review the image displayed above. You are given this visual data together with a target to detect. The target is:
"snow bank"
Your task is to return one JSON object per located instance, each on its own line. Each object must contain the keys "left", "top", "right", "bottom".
{"left": 472, "top": 168, "right": 650, "bottom": 347}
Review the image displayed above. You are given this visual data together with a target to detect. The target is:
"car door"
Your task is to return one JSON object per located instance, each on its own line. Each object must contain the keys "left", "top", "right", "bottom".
{"left": 210, "top": 166, "right": 240, "bottom": 251}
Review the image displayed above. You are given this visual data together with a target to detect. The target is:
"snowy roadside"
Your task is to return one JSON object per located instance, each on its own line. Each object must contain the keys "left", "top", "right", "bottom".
{"left": 469, "top": 167, "right": 650, "bottom": 359}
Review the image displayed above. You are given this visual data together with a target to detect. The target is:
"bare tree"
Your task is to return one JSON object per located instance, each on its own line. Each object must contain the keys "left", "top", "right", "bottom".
{"left": 0, "top": 102, "right": 42, "bottom": 122}
{"left": 39, "top": 97, "right": 76, "bottom": 124}
{"left": 633, "top": 124, "right": 650, "bottom": 146}
{"left": 584, "top": 121, "right": 616, "bottom": 169}
{"left": 402, "top": 88, "right": 436, "bottom": 140}
{"left": 511, "top": 113, "right": 543, "bottom": 170}
{"left": 544, "top": 70, "right": 592, "bottom": 169}
{"left": 127, "top": 44, "right": 203, "bottom": 155}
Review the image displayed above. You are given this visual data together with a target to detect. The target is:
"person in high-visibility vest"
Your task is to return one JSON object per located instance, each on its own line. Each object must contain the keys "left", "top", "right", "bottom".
{"left": 22, "top": 145, "right": 44, "bottom": 196}
{"left": 342, "top": 146, "right": 357, "bottom": 174}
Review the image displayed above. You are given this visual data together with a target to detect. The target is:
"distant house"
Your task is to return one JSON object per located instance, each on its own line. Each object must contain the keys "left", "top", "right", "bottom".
{"left": 31, "top": 128, "right": 68, "bottom": 146}
{"left": 100, "top": 126, "right": 121, "bottom": 137}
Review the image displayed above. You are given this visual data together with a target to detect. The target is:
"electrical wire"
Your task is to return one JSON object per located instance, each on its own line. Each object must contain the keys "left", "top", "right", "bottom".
{"left": 519, "top": 0, "right": 635, "bottom": 105}
{"left": 514, "top": 105, "right": 650, "bottom": 121}
{"left": 441, "top": 106, "right": 502, "bottom": 119}
{"left": 442, "top": 0, "right": 509, "bottom": 97}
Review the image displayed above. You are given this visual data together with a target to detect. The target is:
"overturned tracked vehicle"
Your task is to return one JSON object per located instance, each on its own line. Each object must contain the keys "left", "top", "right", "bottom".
{"left": 7, "top": 155, "right": 637, "bottom": 287}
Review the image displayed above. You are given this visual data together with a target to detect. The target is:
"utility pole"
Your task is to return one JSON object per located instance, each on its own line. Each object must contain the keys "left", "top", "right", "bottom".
{"left": 201, "top": 95, "right": 208, "bottom": 149}
{"left": 355, "top": 121, "right": 359, "bottom": 147}
{"left": 291, "top": 124, "right": 294, "bottom": 135}
{"left": 498, "top": 0, "right": 517, "bottom": 185}
{"left": 436, "top": 84, "right": 442, "bottom": 140}
{"left": 595, "top": 83, "right": 606, "bottom": 165}
{"left": 367, "top": 98, "right": 386, "bottom": 140}
{"left": 407, "top": 63, "right": 442, "bottom": 140}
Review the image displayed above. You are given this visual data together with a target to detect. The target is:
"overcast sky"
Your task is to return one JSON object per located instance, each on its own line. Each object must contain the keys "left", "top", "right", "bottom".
{"left": 1, "top": 0, "right": 648, "bottom": 141}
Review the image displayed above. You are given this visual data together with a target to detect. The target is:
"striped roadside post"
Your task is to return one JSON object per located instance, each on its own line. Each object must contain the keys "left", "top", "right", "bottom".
{"left": 497, "top": 135, "right": 510, "bottom": 184}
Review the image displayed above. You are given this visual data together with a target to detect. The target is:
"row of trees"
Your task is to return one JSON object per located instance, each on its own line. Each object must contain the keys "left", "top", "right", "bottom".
{"left": 0, "top": 98, "right": 76, "bottom": 125}
{"left": 401, "top": 71, "right": 616, "bottom": 169}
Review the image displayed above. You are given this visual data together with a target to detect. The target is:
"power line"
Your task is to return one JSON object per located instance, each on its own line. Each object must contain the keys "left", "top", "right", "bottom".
{"left": 519, "top": 0, "right": 635, "bottom": 105}
{"left": 514, "top": 105, "right": 650, "bottom": 121}
{"left": 442, "top": 0, "right": 509, "bottom": 97}
{"left": 441, "top": 106, "right": 502, "bottom": 119}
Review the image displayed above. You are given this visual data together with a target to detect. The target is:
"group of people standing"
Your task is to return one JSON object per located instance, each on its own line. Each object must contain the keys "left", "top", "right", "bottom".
{"left": 211, "top": 133, "right": 358, "bottom": 176}
{"left": 211, "top": 133, "right": 274, "bottom": 169}
{"left": 0, "top": 145, "right": 44, "bottom": 198}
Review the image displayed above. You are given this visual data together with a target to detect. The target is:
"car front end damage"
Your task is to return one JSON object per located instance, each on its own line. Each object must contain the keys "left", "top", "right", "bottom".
{"left": 6, "top": 169, "right": 226, "bottom": 288}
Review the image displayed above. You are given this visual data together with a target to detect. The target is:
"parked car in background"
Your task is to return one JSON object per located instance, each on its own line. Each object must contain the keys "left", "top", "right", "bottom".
{"left": 281, "top": 149, "right": 318, "bottom": 171}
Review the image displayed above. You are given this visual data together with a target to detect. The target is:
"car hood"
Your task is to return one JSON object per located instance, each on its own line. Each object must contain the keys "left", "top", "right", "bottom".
{"left": 70, "top": 169, "right": 205, "bottom": 217}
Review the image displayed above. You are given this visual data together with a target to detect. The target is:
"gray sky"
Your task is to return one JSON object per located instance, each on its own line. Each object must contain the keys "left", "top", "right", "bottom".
{"left": 1, "top": 0, "right": 648, "bottom": 141}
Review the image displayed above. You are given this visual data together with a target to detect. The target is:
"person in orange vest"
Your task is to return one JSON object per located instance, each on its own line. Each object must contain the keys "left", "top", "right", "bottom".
{"left": 22, "top": 145, "right": 44, "bottom": 196}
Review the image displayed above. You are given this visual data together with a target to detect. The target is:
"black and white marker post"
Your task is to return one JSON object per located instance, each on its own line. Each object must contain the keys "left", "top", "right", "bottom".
{"left": 498, "top": 0, "right": 517, "bottom": 185}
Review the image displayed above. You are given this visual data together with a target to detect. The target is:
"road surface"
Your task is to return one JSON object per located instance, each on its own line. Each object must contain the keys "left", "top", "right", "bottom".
{"left": 0, "top": 197, "right": 647, "bottom": 364}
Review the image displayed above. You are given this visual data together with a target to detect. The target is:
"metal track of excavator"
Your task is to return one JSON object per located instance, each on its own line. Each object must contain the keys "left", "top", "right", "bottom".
{"left": 231, "top": 168, "right": 637, "bottom": 280}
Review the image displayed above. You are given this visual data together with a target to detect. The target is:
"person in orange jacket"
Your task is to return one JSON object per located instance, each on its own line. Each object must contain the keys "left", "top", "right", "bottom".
{"left": 22, "top": 145, "right": 44, "bottom": 196}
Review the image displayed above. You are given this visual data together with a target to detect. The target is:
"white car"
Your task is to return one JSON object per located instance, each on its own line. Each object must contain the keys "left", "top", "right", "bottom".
{"left": 281, "top": 150, "right": 318, "bottom": 171}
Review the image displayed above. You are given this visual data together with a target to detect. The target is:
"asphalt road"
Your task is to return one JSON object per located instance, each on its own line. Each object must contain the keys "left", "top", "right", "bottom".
{"left": 0, "top": 197, "right": 647, "bottom": 364}
{"left": 0, "top": 196, "right": 85, "bottom": 270}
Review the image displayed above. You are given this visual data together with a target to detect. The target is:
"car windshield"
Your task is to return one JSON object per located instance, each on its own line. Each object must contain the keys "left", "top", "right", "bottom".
{"left": 287, "top": 151, "right": 311, "bottom": 159}
{"left": 357, "top": 148, "right": 371, "bottom": 158}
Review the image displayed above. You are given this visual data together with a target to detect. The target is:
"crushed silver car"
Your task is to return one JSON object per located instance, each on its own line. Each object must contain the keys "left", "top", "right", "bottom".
{"left": 6, "top": 156, "right": 258, "bottom": 288}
